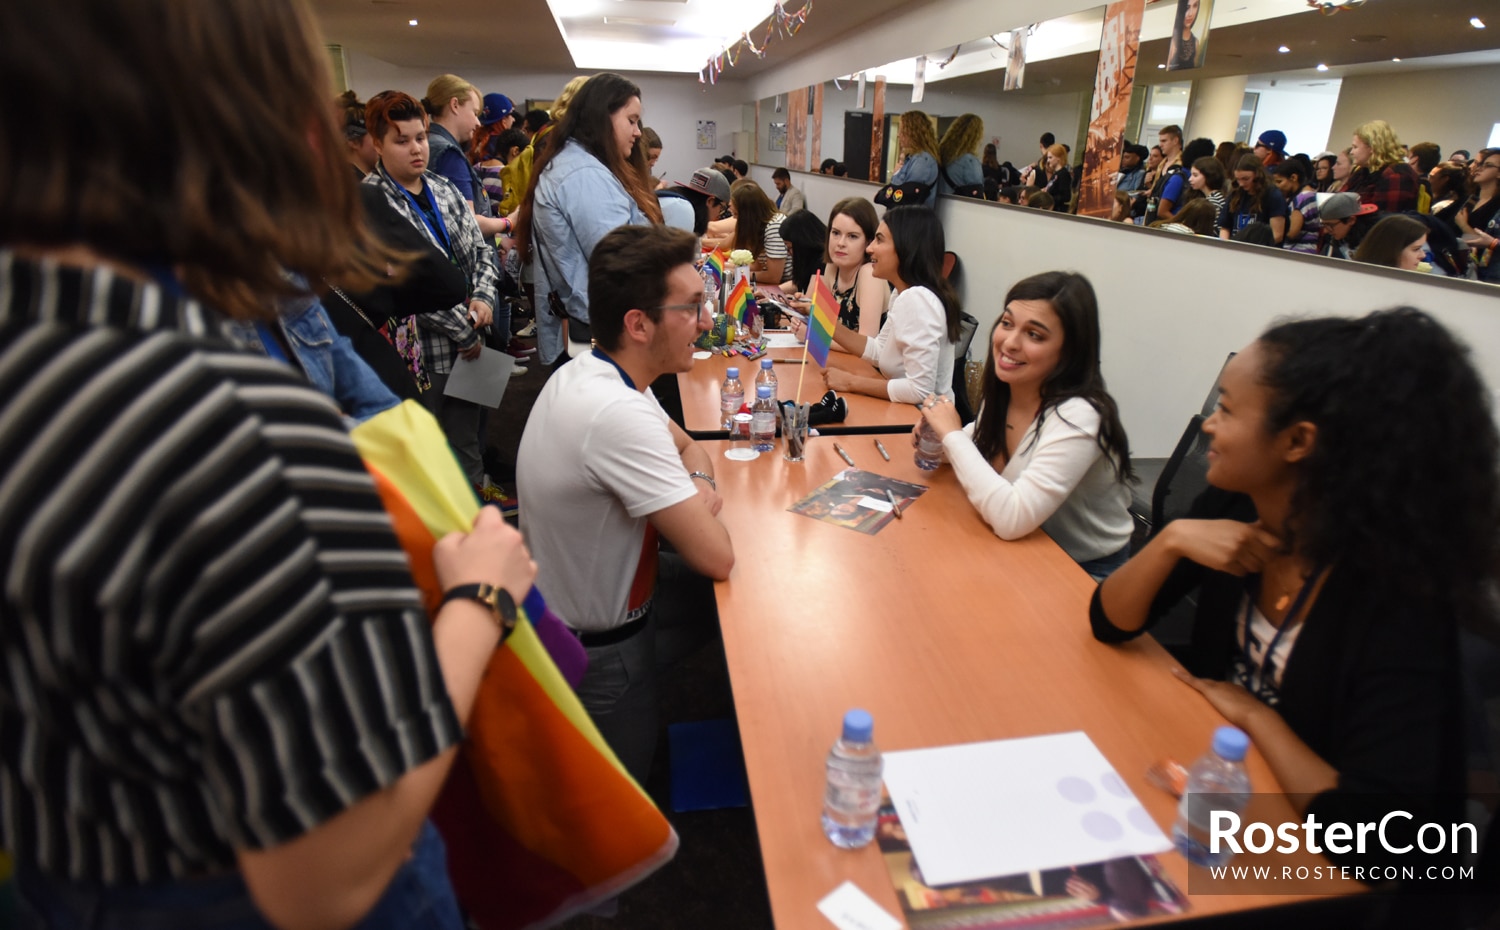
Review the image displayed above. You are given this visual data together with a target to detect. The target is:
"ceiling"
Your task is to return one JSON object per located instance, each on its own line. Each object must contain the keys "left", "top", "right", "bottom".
{"left": 307, "top": 0, "right": 942, "bottom": 76}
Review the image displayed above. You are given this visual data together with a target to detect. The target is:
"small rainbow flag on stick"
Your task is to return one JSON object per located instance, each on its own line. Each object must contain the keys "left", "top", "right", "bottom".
{"left": 704, "top": 249, "right": 727, "bottom": 290}
{"left": 724, "top": 275, "right": 753, "bottom": 328}
{"left": 805, "top": 271, "right": 838, "bottom": 368}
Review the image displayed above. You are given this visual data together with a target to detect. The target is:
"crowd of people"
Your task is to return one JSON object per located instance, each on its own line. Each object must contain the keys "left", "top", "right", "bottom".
{"left": 1, "top": 1, "right": 1496, "bottom": 927}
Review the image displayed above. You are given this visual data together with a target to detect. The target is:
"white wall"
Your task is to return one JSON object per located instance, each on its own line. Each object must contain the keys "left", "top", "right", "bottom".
{"left": 1327, "top": 64, "right": 1500, "bottom": 154}
{"left": 1246, "top": 79, "right": 1340, "bottom": 157}
{"left": 749, "top": 169, "right": 1500, "bottom": 457}
{"left": 342, "top": 48, "right": 751, "bottom": 187}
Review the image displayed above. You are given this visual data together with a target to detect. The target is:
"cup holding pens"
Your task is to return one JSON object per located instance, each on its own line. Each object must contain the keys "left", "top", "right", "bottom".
{"left": 780, "top": 403, "right": 810, "bottom": 462}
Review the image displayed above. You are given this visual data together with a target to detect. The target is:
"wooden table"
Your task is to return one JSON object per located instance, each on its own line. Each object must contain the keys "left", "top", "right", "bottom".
{"left": 678, "top": 343, "right": 921, "bottom": 436}
{"left": 702, "top": 436, "right": 1356, "bottom": 928}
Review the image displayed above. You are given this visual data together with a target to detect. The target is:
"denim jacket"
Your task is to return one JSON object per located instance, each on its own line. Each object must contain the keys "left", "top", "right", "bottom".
{"left": 891, "top": 152, "right": 939, "bottom": 207}
{"left": 532, "top": 139, "right": 649, "bottom": 330}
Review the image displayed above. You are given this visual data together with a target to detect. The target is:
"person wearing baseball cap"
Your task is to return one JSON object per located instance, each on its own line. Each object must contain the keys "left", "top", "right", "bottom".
{"left": 658, "top": 167, "right": 732, "bottom": 237}
{"left": 1313, "top": 191, "right": 1378, "bottom": 259}
{"left": 480, "top": 92, "right": 515, "bottom": 130}
{"left": 1254, "top": 130, "right": 1287, "bottom": 168}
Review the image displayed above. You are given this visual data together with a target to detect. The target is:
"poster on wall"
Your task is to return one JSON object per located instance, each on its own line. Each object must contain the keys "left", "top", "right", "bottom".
{"left": 1075, "top": 0, "right": 1146, "bottom": 217}
{"left": 697, "top": 120, "right": 716, "bottom": 150}
{"left": 1166, "top": 0, "right": 1213, "bottom": 71}
{"left": 769, "top": 123, "right": 787, "bottom": 152}
{"left": 1003, "top": 27, "right": 1029, "bottom": 91}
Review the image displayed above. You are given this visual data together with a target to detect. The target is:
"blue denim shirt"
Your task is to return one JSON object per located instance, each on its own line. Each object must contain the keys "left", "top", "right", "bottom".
{"left": 891, "top": 152, "right": 940, "bottom": 207}
{"left": 532, "top": 139, "right": 649, "bottom": 331}
{"left": 227, "top": 295, "right": 399, "bottom": 423}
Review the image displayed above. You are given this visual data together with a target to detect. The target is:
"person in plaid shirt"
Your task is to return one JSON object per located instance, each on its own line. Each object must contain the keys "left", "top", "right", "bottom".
{"left": 1345, "top": 120, "right": 1421, "bottom": 215}
{"left": 364, "top": 90, "right": 500, "bottom": 490}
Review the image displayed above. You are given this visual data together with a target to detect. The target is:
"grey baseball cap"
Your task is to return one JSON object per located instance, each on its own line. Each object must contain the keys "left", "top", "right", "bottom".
{"left": 678, "top": 166, "right": 732, "bottom": 202}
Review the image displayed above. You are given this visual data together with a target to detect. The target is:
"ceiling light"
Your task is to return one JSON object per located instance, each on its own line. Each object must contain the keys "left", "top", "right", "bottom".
{"left": 1391, "top": 57, "right": 1401, "bottom": 61}
{"left": 1157, "top": 63, "right": 1167, "bottom": 69}
{"left": 1471, "top": 17, "right": 1486, "bottom": 28}
{"left": 1316, "top": 63, "right": 1329, "bottom": 70}
{"left": 408, "top": 18, "right": 418, "bottom": 25}
{"left": 1278, "top": 45, "right": 1291, "bottom": 52}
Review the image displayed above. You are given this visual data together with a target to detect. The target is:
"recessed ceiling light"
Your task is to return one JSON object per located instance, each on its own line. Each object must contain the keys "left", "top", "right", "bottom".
{"left": 1471, "top": 16, "right": 1486, "bottom": 28}
{"left": 1157, "top": 63, "right": 1167, "bottom": 69}
{"left": 408, "top": 18, "right": 418, "bottom": 25}
{"left": 1391, "top": 57, "right": 1401, "bottom": 61}
{"left": 1316, "top": 63, "right": 1329, "bottom": 71}
{"left": 1278, "top": 45, "right": 1291, "bottom": 52}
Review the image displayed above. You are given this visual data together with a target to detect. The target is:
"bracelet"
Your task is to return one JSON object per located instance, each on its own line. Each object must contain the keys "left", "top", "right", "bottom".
{"left": 689, "top": 471, "right": 716, "bottom": 491}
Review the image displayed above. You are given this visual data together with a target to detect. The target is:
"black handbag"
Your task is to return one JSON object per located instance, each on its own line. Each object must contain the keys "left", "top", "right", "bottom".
{"left": 874, "top": 181, "right": 932, "bottom": 207}
{"left": 938, "top": 165, "right": 984, "bottom": 199}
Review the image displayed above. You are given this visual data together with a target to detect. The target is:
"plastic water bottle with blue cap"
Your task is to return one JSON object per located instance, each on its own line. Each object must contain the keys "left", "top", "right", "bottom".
{"left": 1172, "top": 725, "right": 1251, "bottom": 867}
{"left": 821, "top": 709, "right": 883, "bottom": 848}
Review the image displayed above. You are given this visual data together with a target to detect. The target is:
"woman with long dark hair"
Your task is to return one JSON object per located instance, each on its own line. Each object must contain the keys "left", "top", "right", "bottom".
{"left": 516, "top": 72, "right": 662, "bottom": 362}
{"left": 917, "top": 272, "right": 1134, "bottom": 578}
{"left": 794, "top": 206, "right": 957, "bottom": 402}
{"left": 1219, "top": 154, "right": 1288, "bottom": 244}
{"left": 776, "top": 209, "right": 827, "bottom": 294}
{"left": 1166, "top": 0, "right": 1201, "bottom": 70}
{"left": 1353, "top": 214, "right": 1430, "bottom": 271}
{"left": 1091, "top": 308, "right": 1496, "bottom": 856}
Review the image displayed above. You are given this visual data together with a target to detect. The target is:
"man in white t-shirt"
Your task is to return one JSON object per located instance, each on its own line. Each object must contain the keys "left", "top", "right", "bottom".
{"left": 516, "top": 223, "right": 734, "bottom": 781}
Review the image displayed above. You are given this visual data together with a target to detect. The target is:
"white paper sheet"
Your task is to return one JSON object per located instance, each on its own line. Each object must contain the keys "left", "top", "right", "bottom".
{"left": 881, "top": 731, "right": 1171, "bottom": 886}
{"left": 816, "top": 881, "right": 901, "bottom": 930}
{"left": 443, "top": 346, "right": 516, "bottom": 408}
{"left": 763, "top": 332, "right": 804, "bottom": 349}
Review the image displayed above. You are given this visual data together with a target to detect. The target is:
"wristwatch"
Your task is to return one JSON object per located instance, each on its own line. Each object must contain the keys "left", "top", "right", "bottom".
{"left": 689, "top": 471, "right": 717, "bottom": 491}
{"left": 439, "top": 582, "right": 519, "bottom": 640}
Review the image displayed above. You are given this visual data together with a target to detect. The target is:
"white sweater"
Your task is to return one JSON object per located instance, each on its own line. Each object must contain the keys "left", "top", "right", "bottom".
{"left": 941, "top": 396, "right": 1134, "bottom": 563}
{"left": 860, "top": 285, "right": 955, "bottom": 404}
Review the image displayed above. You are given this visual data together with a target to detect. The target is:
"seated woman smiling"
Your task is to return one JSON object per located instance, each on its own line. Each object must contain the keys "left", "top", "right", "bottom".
{"left": 796, "top": 205, "right": 958, "bottom": 403}
{"left": 917, "top": 272, "right": 1135, "bottom": 578}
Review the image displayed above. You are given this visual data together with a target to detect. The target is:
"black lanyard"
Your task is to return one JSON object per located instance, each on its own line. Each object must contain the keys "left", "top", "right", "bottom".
{"left": 1237, "top": 565, "right": 1326, "bottom": 696}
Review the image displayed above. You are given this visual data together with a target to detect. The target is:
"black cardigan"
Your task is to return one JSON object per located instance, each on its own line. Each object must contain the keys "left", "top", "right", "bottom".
{"left": 1090, "top": 490, "right": 1464, "bottom": 861}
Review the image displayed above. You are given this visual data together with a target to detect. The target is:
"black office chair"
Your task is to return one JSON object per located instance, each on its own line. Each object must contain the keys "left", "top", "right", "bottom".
{"left": 1129, "top": 352, "right": 1235, "bottom": 546}
{"left": 951, "top": 310, "right": 979, "bottom": 424}
{"left": 1151, "top": 414, "right": 1212, "bottom": 534}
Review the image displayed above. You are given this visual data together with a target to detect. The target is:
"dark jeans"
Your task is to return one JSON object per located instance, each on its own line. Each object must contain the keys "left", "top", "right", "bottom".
{"left": 16, "top": 820, "right": 462, "bottom": 930}
{"left": 422, "top": 371, "right": 485, "bottom": 487}
{"left": 1077, "top": 544, "right": 1130, "bottom": 582}
{"left": 573, "top": 552, "right": 720, "bottom": 785}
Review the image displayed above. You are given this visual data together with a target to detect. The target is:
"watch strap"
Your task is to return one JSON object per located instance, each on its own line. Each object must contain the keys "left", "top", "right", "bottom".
{"left": 439, "top": 582, "right": 519, "bottom": 640}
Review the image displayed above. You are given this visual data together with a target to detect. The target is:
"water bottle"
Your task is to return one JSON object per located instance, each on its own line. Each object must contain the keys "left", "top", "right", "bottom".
{"left": 914, "top": 418, "right": 944, "bottom": 471}
{"left": 750, "top": 385, "right": 777, "bottom": 452}
{"left": 720, "top": 366, "right": 744, "bottom": 431}
{"left": 821, "top": 709, "right": 883, "bottom": 849}
{"left": 1172, "top": 726, "right": 1251, "bottom": 867}
{"left": 755, "top": 357, "right": 778, "bottom": 401}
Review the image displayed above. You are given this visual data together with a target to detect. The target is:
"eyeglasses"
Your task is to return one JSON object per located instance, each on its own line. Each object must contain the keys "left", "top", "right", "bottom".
{"left": 651, "top": 299, "right": 714, "bottom": 318}
{"left": 1481, "top": 163, "right": 1500, "bottom": 171}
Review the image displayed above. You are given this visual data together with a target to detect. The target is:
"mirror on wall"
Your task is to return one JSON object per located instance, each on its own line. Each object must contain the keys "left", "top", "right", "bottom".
{"left": 751, "top": 0, "right": 1500, "bottom": 285}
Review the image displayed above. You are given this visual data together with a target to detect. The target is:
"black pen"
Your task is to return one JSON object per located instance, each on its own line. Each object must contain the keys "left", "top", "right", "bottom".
{"left": 874, "top": 439, "right": 890, "bottom": 461}
{"left": 833, "top": 443, "right": 855, "bottom": 467}
{"left": 885, "top": 488, "right": 903, "bottom": 519}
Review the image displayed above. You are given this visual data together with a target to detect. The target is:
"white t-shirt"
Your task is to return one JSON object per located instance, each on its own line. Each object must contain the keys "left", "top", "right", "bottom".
{"left": 861, "top": 285, "right": 955, "bottom": 404}
{"left": 516, "top": 352, "right": 697, "bottom": 631}
{"left": 940, "top": 396, "right": 1134, "bottom": 563}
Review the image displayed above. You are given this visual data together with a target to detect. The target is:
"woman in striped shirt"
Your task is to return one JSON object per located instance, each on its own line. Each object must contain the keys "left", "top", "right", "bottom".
{"left": 0, "top": 1, "right": 535, "bottom": 927}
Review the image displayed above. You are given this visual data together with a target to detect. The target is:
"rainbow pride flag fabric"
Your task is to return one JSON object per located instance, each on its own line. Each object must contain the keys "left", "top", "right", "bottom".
{"left": 349, "top": 401, "right": 678, "bottom": 930}
{"left": 703, "top": 249, "right": 727, "bottom": 290}
{"left": 806, "top": 271, "right": 839, "bottom": 368}
{"left": 724, "top": 274, "right": 753, "bottom": 327}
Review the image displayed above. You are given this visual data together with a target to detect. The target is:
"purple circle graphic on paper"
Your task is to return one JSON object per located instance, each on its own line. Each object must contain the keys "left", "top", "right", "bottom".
{"left": 1082, "top": 811, "right": 1124, "bottom": 842}
{"left": 1101, "top": 771, "right": 1131, "bottom": 799}
{"left": 1128, "top": 806, "right": 1159, "bottom": 834}
{"left": 1056, "top": 776, "right": 1096, "bottom": 804}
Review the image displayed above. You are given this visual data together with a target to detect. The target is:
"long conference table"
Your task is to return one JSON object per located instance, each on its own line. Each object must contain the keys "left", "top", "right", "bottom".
{"left": 702, "top": 434, "right": 1359, "bottom": 928}
{"left": 678, "top": 344, "right": 922, "bottom": 436}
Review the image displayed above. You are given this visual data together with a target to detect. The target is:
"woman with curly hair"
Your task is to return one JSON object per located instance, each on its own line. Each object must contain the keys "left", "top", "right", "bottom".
{"left": 937, "top": 113, "right": 985, "bottom": 197}
{"left": 1346, "top": 119, "right": 1420, "bottom": 214}
{"left": 889, "top": 111, "right": 941, "bottom": 207}
{"left": 1091, "top": 308, "right": 1497, "bottom": 859}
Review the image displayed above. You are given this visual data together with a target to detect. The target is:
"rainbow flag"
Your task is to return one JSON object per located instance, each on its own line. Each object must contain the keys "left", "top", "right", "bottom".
{"left": 724, "top": 274, "right": 753, "bottom": 327}
{"left": 350, "top": 401, "right": 677, "bottom": 930}
{"left": 703, "top": 249, "right": 727, "bottom": 290}
{"left": 806, "top": 271, "right": 838, "bottom": 368}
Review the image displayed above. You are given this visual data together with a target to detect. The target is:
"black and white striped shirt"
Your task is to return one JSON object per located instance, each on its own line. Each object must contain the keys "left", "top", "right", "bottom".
{"left": 0, "top": 251, "right": 462, "bottom": 884}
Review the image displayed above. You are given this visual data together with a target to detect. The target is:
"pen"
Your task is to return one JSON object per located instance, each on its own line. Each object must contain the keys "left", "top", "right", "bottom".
{"left": 884, "top": 488, "right": 903, "bottom": 519}
{"left": 772, "top": 358, "right": 807, "bottom": 364}
{"left": 874, "top": 439, "right": 890, "bottom": 461}
{"left": 833, "top": 443, "right": 855, "bottom": 468}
